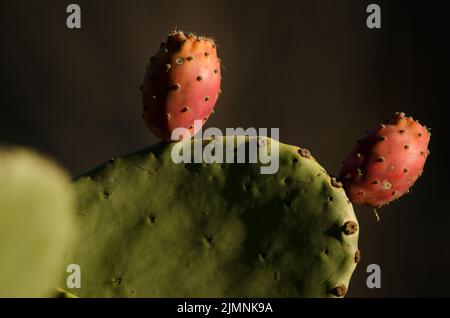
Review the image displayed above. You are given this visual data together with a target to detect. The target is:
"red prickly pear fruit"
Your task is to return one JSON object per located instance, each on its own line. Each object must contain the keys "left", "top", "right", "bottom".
{"left": 141, "top": 30, "right": 222, "bottom": 141}
{"left": 339, "top": 112, "right": 431, "bottom": 208}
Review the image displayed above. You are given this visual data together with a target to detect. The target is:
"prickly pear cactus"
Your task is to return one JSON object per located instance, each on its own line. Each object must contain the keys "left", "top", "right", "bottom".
{"left": 141, "top": 30, "right": 221, "bottom": 141}
{"left": 340, "top": 112, "right": 430, "bottom": 207}
{"left": 60, "top": 137, "right": 359, "bottom": 297}
{"left": 0, "top": 147, "right": 76, "bottom": 297}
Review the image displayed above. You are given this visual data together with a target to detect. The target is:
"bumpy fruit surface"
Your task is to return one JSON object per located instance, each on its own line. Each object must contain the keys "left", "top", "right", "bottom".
{"left": 60, "top": 137, "right": 359, "bottom": 297}
{"left": 141, "top": 31, "right": 221, "bottom": 141}
{"left": 0, "top": 147, "right": 76, "bottom": 297}
{"left": 339, "top": 112, "right": 430, "bottom": 207}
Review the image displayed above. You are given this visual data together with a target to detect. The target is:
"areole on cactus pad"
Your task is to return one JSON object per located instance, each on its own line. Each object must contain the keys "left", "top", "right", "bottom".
{"left": 59, "top": 137, "right": 360, "bottom": 297}
{"left": 339, "top": 112, "right": 430, "bottom": 208}
{"left": 141, "top": 30, "right": 221, "bottom": 141}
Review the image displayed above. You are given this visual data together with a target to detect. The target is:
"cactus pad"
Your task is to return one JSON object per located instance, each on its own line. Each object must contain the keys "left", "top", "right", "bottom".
{"left": 61, "top": 137, "right": 359, "bottom": 297}
{"left": 0, "top": 147, "right": 76, "bottom": 297}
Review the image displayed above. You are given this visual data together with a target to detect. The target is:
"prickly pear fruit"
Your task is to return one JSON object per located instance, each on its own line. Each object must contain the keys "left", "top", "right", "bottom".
{"left": 339, "top": 112, "right": 430, "bottom": 208}
{"left": 60, "top": 137, "right": 359, "bottom": 297}
{"left": 0, "top": 147, "right": 76, "bottom": 297}
{"left": 141, "top": 31, "right": 221, "bottom": 141}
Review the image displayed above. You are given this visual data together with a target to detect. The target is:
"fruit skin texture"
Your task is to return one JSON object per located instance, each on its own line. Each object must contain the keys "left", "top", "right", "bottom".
{"left": 339, "top": 112, "right": 430, "bottom": 208}
{"left": 0, "top": 147, "right": 76, "bottom": 297}
{"left": 60, "top": 137, "right": 359, "bottom": 298}
{"left": 142, "top": 31, "right": 221, "bottom": 141}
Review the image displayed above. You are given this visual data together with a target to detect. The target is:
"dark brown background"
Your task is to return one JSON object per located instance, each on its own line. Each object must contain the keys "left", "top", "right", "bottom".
{"left": 1, "top": 0, "right": 449, "bottom": 297}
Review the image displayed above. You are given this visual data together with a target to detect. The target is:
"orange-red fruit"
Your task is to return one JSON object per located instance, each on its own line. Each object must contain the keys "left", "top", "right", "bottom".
{"left": 339, "top": 112, "right": 430, "bottom": 208}
{"left": 141, "top": 31, "right": 221, "bottom": 141}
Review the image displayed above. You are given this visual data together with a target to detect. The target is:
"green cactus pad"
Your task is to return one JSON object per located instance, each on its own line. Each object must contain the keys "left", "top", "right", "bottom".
{"left": 0, "top": 147, "right": 76, "bottom": 297}
{"left": 61, "top": 137, "right": 359, "bottom": 297}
